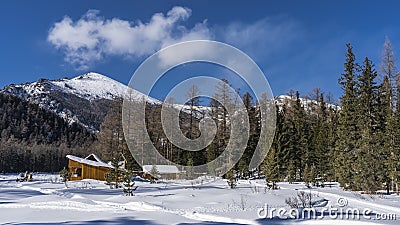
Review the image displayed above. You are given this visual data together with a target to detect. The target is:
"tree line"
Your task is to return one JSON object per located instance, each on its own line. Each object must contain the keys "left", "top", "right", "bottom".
{"left": 2, "top": 37, "right": 400, "bottom": 195}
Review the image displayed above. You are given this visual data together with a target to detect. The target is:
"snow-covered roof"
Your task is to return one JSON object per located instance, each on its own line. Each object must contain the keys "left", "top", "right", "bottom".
{"left": 85, "top": 153, "right": 104, "bottom": 162}
{"left": 66, "top": 154, "right": 113, "bottom": 168}
{"left": 142, "top": 165, "right": 180, "bottom": 174}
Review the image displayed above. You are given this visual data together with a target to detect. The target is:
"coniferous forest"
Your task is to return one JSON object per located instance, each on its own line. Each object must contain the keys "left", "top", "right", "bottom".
{"left": 1, "top": 39, "right": 400, "bottom": 194}
{"left": 0, "top": 93, "right": 95, "bottom": 172}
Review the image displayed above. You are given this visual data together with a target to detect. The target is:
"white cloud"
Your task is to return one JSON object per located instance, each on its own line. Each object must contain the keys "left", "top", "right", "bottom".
{"left": 47, "top": 7, "right": 211, "bottom": 70}
{"left": 47, "top": 7, "right": 300, "bottom": 70}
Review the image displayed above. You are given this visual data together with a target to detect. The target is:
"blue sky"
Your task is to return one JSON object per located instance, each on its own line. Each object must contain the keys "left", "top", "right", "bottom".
{"left": 1, "top": 0, "right": 400, "bottom": 101}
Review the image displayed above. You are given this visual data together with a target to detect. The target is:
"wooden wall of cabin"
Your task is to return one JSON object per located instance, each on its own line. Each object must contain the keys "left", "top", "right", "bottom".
{"left": 82, "top": 164, "right": 109, "bottom": 181}
{"left": 68, "top": 159, "right": 110, "bottom": 181}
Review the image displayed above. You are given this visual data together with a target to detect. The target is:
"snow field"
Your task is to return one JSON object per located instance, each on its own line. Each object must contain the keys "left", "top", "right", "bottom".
{"left": 0, "top": 174, "right": 399, "bottom": 224}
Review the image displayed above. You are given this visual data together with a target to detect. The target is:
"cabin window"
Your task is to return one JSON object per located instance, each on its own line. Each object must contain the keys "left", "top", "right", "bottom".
{"left": 73, "top": 167, "right": 82, "bottom": 177}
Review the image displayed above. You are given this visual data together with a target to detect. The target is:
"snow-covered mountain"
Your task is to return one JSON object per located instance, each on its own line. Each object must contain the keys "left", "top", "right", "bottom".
{"left": 50, "top": 72, "right": 159, "bottom": 103}
{"left": 1, "top": 72, "right": 159, "bottom": 131}
{"left": 1, "top": 72, "right": 340, "bottom": 132}
{"left": 3, "top": 72, "right": 159, "bottom": 102}
{"left": 275, "top": 94, "right": 340, "bottom": 112}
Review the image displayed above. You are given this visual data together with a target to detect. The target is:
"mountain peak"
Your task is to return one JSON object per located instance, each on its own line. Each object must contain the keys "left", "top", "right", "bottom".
{"left": 1, "top": 72, "right": 160, "bottom": 131}
{"left": 72, "top": 72, "right": 112, "bottom": 81}
{"left": 50, "top": 72, "right": 129, "bottom": 101}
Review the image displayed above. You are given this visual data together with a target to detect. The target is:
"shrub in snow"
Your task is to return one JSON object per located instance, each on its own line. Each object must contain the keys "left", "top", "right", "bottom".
{"left": 234, "top": 195, "right": 247, "bottom": 210}
{"left": 285, "top": 191, "right": 312, "bottom": 208}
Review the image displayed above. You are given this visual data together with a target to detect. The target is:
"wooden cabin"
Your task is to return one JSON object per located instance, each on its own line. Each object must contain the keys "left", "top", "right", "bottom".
{"left": 66, "top": 154, "right": 113, "bottom": 181}
{"left": 142, "top": 165, "right": 181, "bottom": 180}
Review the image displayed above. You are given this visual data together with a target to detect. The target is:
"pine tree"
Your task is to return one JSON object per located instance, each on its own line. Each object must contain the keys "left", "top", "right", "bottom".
{"left": 378, "top": 76, "right": 394, "bottom": 194}
{"left": 284, "top": 91, "right": 309, "bottom": 181}
{"left": 336, "top": 43, "right": 360, "bottom": 189}
{"left": 355, "top": 57, "right": 380, "bottom": 193}
{"left": 312, "top": 93, "right": 331, "bottom": 182}
{"left": 270, "top": 104, "right": 287, "bottom": 181}
{"left": 326, "top": 97, "right": 339, "bottom": 183}
{"left": 279, "top": 98, "right": 296, "bottom": 182}
{"left": 123, "top": 170, "right": 135, "bottom": 196}
{"left": 380, "top": 37, "right": 400, "bottom": 194}
{"left": 238, "top": 92, "right": 258, "bottom": 178}
{"left": 262, "top": 147, "right": 279, "bottom": 189}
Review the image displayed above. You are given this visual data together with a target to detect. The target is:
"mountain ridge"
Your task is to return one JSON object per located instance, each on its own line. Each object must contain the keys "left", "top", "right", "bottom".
{"left": 1, "top": 72, "right": 159, "bottom": 132}
{"left": 1, "top": 72, "right": 340, "bottom": 132}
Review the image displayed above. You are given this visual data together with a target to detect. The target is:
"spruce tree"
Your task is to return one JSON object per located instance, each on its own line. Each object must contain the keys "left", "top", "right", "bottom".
{"left": 271, "top": 104, "right": 287, "bottom": 181}
{"left": 262, "top": 147, "right": 279, "bottom": 189}
{"left": 239, "top": 92, "right": 258, "bottom": 178}
{"left": 378, "top": 76, "right": 394, "bottom": 194}
{"left": 380, "top": 37, "right": 400, "bottom": 194}
{"left": 336, "top": 43, "right": 359, "bottom": 189}
{"left": 123, "top": 170, "right": 135, "bottom": 196}
{"left": 290, "top": 91, "right": 309, "bottom": 180}
{"left": 356, "top": 57, "right": 380, "bottom": 193}
{"left": 312, "top": 93, "right": 331, "bottom": 182}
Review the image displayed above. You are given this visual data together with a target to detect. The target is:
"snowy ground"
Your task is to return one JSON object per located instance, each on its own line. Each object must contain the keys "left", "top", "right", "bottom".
{"left": 0, "top": 174, "right": 399, "bottom": 224}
